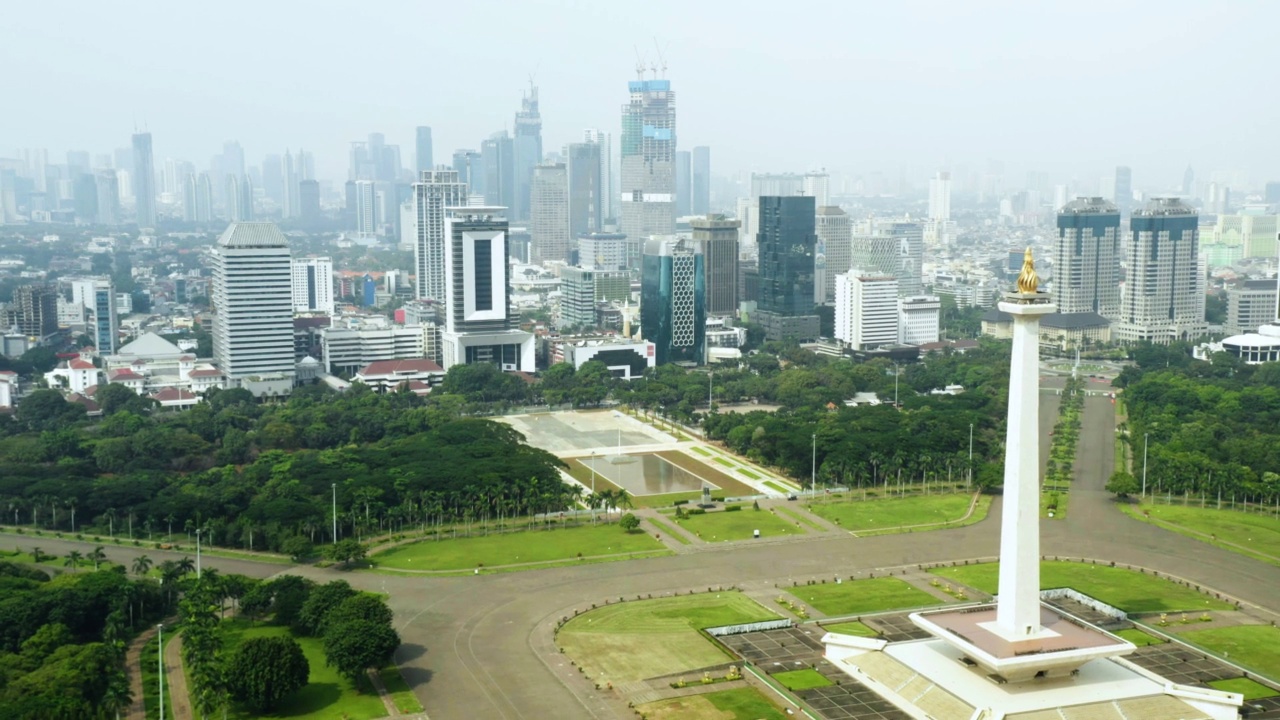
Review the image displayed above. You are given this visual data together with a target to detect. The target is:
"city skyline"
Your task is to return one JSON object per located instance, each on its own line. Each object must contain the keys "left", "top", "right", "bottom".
{"left": 2, "top": 2, "right": 1277, "bottom": 186}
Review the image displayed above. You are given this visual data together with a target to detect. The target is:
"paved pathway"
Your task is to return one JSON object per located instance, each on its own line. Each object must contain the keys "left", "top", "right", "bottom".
{"left": 123, "top": 623, "right": 160, "bottom": 720}
{"left": 163, "top": 632, "right": 193, "bottom": 720}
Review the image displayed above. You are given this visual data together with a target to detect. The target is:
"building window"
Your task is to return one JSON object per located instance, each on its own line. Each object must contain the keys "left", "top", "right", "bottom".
{"left": 473, "top": 239, "right": 492, "bottom": 311}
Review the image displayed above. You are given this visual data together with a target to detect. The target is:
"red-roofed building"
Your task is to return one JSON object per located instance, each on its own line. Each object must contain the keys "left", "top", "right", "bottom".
{"left": 106, "top": 367, "right": 147, "bottom": 393}
{"left": 149, "top": 387, "right": 202, "bottom": 410}
{"left": 66, "top": 392, "right": 101, "bottom": 416}
{"left": 353, "top": 358, "right": 445, "bottom": 393}
{"left": 45, "top": 358, "right": 101, "bottom": 394}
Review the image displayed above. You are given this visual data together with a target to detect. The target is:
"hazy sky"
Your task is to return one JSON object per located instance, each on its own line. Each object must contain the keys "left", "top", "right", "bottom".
{"left": 3, "top": 0, "right": 1277, "bottom": 189}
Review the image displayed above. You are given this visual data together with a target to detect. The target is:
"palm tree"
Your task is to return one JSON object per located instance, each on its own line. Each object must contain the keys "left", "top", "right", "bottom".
{"left": 132, "top": 555, "right": 153, "bottom": 576}
{"left": 29, "top": 547, "right": 45, "bottom": 564}
{"left": 103, "top": 507, "right": 117, "bottom": 538}
{"left": 165, "top": 513, "right": 176, "bottom": 540}
{"left": 89, "top": 546, "right": 107, "bottom": 571}
{"left": 100, "top": 668, "right": 132, "bottom": 720}
{"left": 175, "top": 556, "right": 196, "bottom": 576}
{"left": 65, "top": 550, "right": 83, "bottom": 572}
{"left": 615, "top": 488, "right": 633, "bottom": 513}
{"left": 66, "top": 497, "right": 78, "bottom": 533}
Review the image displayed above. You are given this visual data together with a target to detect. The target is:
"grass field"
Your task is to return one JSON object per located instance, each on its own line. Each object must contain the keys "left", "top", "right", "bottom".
{"left": 647, "top": 516, "right": 689, "bottom": 545}
{"left": 377, "top": 665, "right": 423, "bottom": 713}
{"left": 691, "top": 446, "right": 712, "bottom": 456}
{"left": 930, "top": 561, "right": 1234, "bottom": 613}
{"left": 672, "top": 508, "right": 807, "bottom": 542}
{"left": 741, "top": 469, "right": 763, "bottom": 480}
{"left": 1181, "top": 625, "right": 1280, "bottom": 680}
{"left": 557, "top": 592, "right": 778, "bottom": 682}
{"left": 657, "top": 451, "right": 760, "bottom": 497}
{"left": 820, "top": 621, "right": 879, "bottom": 637}
{"left": 1118, "top": 503, "right": 1280, "bottom": 567}
{"left": 1207, "top": 677, "right": 1279, "bottom": 700}
{"left": 1114, "top": 628, "right": 1164, "bottom": 647}
{"left": 807, "top": 494, "right": 987, "bottom": 534}
{"left": 789, "top": 577, "right": 938, "bottom": 616}
{"left": 714, "top": 456, "right": 736, "bottom": 468}
{"left": 371, "top": 524, "right": 664, "bottom": 570}
{"left": 636, "top": 687, "right": 786, "bottom": 720}
{"left": 218, "top": 620, "right": 386, "bottom": 720}
{"left": 772, "top": 668, "right": 833, "bottom": 691}
{"left": 773, "top": 506, "right": 826, "bottom": 532}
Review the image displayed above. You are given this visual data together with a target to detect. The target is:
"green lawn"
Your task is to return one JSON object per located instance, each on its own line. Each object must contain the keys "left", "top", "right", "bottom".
{"left": 772, "top": 668, "right": 833, "bottom": 691}
{"left": 930, "top": 561, "right": 1234, "bottom": 613}
{"left": 218, "top": 620, "right": 386, "bottom": 719}
{"left": 646, "top": 517, "right": 689, "bottom": 545}
{"left": 1207, "top": 677, "right": 1279, "bottom": 700}
{"left": 808, "top": 494, "right": 987, "bottom": 534}
{"left": 773, "top": 506, "right": 826, "bottom": 532}
{"left": 1181, "top": 625, "right": 1280, "bottom": 680}
{"left": 821, "top": 621, "right": 879, "bottom": 637}
{"left": 637, "top": 687, "right": 786, "bottom": 720}
{"left": 377, "top": 665, "right": 423, "bottom": 713}
{"left": 789, "top": 577, "right": 938, "bottom": 616}
{"left": 672, "top": 508, "right": 806, "bottom": 542}
{"left": 371, "top": 524, "right": 664, "bottom": 570}
{"left": 740, "top": 468, "right": 763, "bottom": 480}
{"left": 691, "top": 446, "right": 712, "bottom": 456}
{"left": 557, "top": 591, "right": 778, "bottom": 682}
{"left": 765, "top": 481, "right": 789, "bottom": 493}
{"left": 1119, "top": 503, "right": 1280, "bottom": 567}
{"left": 1115, "top": 628, "right": 1164, "bottom": 647}
{"left": 713, "top": 456, "right": 736, "bottom": 468}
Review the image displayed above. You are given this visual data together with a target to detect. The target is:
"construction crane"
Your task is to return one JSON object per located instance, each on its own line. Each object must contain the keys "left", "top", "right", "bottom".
{"left": 652, "top": 37, "right": 668, "bottom": 78}
{"left": 633, "top": 46, "right": 647, "bottom": 80}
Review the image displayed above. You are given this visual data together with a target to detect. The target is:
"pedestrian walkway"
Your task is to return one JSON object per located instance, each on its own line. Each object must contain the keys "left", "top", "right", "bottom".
{"left": 163, "top": 632, "right": 192, "bottom": 720}
{"left": 123, "top": 624, "right": 159, "bottom": 720}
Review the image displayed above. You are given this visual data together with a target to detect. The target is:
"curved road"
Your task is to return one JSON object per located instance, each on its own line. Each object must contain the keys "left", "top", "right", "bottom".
{"left": 12, "top": 384, "right": 1278, "bottom": 719}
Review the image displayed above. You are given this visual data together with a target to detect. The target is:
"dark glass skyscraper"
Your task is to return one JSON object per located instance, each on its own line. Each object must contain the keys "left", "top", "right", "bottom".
{"left": 132, "top": 131, "right": 156, "bottom": 227}
{"left": 755, "top": 195, "right": 819, "bottom": 341}
{"left": 641, "top": 236, "right": 705, "bottom": 365}
{"left": 565, "top": 142, "right": 601, "bottom": 238}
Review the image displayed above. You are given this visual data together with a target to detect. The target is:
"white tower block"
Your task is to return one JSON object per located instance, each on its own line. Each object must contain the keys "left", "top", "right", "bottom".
{"left": 994, "top": 248, "right": 1055, "bottom": 640}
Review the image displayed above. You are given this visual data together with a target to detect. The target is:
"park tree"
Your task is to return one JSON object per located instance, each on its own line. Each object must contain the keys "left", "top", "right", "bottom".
{"left": 324, "top": 594, "right": 393, "bottom": 631}
{"left": 294, "top": 580, "right": 357, "bottom": 636}
{"left": 322, "top": 619, "right": 400, "bottom": 681}
{"left": 325, "top": 539, "right": 366, "bottom": 567}
{"left": 1106, "top": 471, "right": 1140, "bottom": 498}
{"left": 224, "top": 635, "right": 310, "bottom": 713}
{"left": 281, "top": 536, "right": 314, "bottom": 562}
{"left": 618, "top": 513, "right": 641, "bottom": 533}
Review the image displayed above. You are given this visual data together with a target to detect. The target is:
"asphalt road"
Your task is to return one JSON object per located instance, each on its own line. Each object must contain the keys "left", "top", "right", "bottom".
{"left": 10, "top": 381, "right": 1278, "bottom": 720}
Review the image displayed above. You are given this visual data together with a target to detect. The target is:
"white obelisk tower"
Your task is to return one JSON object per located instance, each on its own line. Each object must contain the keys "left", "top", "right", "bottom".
{"left": 994, "top": 247, "right": 1055, "bottom": 639}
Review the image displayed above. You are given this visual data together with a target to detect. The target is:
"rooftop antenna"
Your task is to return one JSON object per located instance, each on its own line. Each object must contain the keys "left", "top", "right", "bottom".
{"left": 652, "top": 37, "right": 668, "bottom": 77}
{"left": 633, "top": 46, "right": 647, "bottom": 80}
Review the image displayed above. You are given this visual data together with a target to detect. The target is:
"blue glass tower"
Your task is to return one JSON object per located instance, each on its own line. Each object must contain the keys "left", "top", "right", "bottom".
{"left": 641, "top": 237, "right": 705, "bottom": 365}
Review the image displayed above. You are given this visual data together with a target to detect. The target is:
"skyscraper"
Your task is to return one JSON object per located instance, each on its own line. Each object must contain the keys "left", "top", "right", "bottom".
{"left": 299, "top": 180, "right": 321, "bottom": 224}
{"left": 355, "top": 180, "right": 377, "bottom": 236}
{"left": 1114, "top": 165, "right": 1132, "bottom": 216}
{"left": 71, "top": 278, "right": 118, "bottom": 353}
{"left": 803, "top": 171, "right": 830, "bottom": 206}
{"left": 834, "top": 272, "right": 899, "bottom": 350}
{"left": 530, "top": 164, "right": 570, "bottom": 264}
{"left": 691, "top": 146, "right": 710, "bottom": 216}
{"left": 1055, "top": 197, "right": 1121, "bottom": 318}
{"left": 620, "top": 78, "right": 677, "bottom": 265}
{"left": 641, "top": 236, "right": 705, "bottom": 365}
{"left": 691, "top": 214, "right": 740, "bottom": 317}
{"left": 439, "top": 206, "right": 534, "bottom": 371}
{"left": 452, "top": 149, "right": 481, "bottom": 189}
{"left": 877, "top": 219, "right": 924, "bottom": 297}
{"left": 1116, "top": 198, "right": 1207, "bottom": 343}
{"left": 413, "top": 170, "right": 468, "bottom": 302}
{"left": 184, "top": 173, "right": 213, "bottom": 222}
{"left": 282, "top": 150, "right": 301, "bottom": 219}
{"left": 209, "top": 222, "right": 295, "bottom": 394}
{"left": 756, "top": 195, "right": 820, "bottom": 341}
{"left": 95, "top": 171, "right": 120, "bottom": 226}
{"left": 415, "top": 126, "right": 434, "bottom": 175}
{"left": 928, "top": 171, "right": 951, "bottom": 221}
{"left": 675, "top": 150, "right": 692, "bottom": 217}
{"left": 512, "top": 85, "right": 543, "bottom": 221}
{"left": 565, "top": 143, "right": 601, "bottom": 239}
{"left": 1182, "top": 165, "right": 1196, "bottom": 197}
{"left": 291, "top": 257, "right": 335, "bottom": 314}
{"left": 132, "top": 131, "right": 156, "bottom": 227}
{"left": 5, "top": 284, "right": 58, "bottom": 339}
{"left": 816, "top": 206, "right": 852, "bottom": 303}
{"left": 227, "top": 175, "right": 254, "bottom": 222}
{"left": 481, "top": 131, "right": 514, "bottom": 208}
{"left": 584, "top": 129, "right": 614, "bottom": 222}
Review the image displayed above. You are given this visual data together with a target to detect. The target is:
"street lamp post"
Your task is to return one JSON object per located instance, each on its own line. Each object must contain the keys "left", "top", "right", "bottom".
{"left": 1141, "top": 433, "right": 1149, "bottom": 499}
{"left": 968, "top": 423, "right": 974, "bottom": 488}
{"left": 590, "top": 451, "right": 597, "bottom": 523}
{"left": 708, "top": 372, "right": 713, "bottom": 410}
{"left": 195, "top": 528, "right": 202, "bottom": 580}
{"left": 811, "top": 433, "right": 817, "bottom": 498}
{"left": 157, "top": 623, "right": 165, "bottom": 720}
{"left": 331, "top": 484, "right": 338, "bottom": 543}
{"left": 893, "top": 363, "right": 900, "bottom": 406}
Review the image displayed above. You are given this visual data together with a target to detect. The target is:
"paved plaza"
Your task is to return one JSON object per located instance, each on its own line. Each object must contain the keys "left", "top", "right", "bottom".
{"left": 499, "top": 409, "right": 672, "bottom": 454}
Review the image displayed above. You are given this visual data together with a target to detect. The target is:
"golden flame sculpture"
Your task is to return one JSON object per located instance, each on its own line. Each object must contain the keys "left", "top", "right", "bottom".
{"left": 1016, "top": 246, "right": 1039, "bottom": 294}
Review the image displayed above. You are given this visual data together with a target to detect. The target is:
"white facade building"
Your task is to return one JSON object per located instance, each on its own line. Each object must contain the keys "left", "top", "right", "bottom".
{"left": 291, "top": 257, "right": 335, "bottom": 314}
{"left": 816, "top": 206, "right": 852, "bottom": 303}
{"left": 209, "top": 222, "right": 295, "bottom": 395}
{"left": 899, "top": 295, "right": 941, "bottom": 345}
{"left": 835, "top": 272, "right": 899, "bottom": 350}
{"left": 317, "top": 320, "right": 436, "bottom": 375}
{"left": 413, "top": 170, "right": 468, "bottom": 302}
{"left": 928, "top": 171, "right": 951, "bottom": 221}
{"left": 802, "top": 171, "right": 830, "bottom": 206}
{"left": 354, "top": 180, "right": 376, "bottom": 237}
{"left": 1116, "top": 198, "right": 1207, "bottom": 343}
{"left": 530, "top": 163, "right": 570, "bottom": 264}
{"left": 583, "top": 129, "right": 613, "bottom": 222}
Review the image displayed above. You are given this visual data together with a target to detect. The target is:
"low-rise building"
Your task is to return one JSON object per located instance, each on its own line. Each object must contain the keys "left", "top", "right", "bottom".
{"left": 353, "top": 358, "right": 446, "bottom": 393}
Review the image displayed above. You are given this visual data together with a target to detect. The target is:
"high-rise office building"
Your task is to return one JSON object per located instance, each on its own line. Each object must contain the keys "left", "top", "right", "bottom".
{"left": 1116, "top": 198, "right": 1207, "bottom": 343}
{"left": 1054, "top": 197, "right": 1121, "bottom": 318}
{"left": 691, "top": 146, "right": 710, "bottom": 216}
{"left": 756, "top": 196, "right": 820, "bottom": 341}
{"left": 184, "top": 173, "right": 213, "bottom": 222}
{"left": 355, "top": 180, "right": 377, "bottom": 237}
{"left": 415, "top": 126, "right": 434, "bottom": 175}
{"left": 299, "top": 180, "right": 321, "bottom": 223}
{"left": 73, "top": 174, "right": 98, "bottom": 224}
{"left": 835, "top": 272, "right": 899, "bottom": 350}
{"left": 928, "top": 171, "right": 951, "bottom": 221}
{"left": 95, "top": 171, "right": 121, "bottom": 226}
{"left": 675, "top": 150, "right": 692, "bottom": 217}
{"left": 481, "top": 131, "right": 514, "bottom": 208}
{"left": 578, "top": 232, "right": 629, "bottom": 272}
{"left": 291, "top": 257, "right": 335, "bottom": 314}
{"left": 899, "top": 295, "right": 941, "bottom": 346}
{"left": 132, "top": 131, "right": 156, "bottom": 227}
{"left": 4, "top": 284, "right": 58, "bottom": 339}
{"left": 262, "top": 153, "right": 283, "bottom": 205}
{"left": 584, "top": 129, "right": 614, "bottom": 221}
{"left": 1224, "top": 280, "right": 1278, "bottom": 336}
{"left": 71, "top": 278, "right": 118, "bottom": 353}
{"left": 530, "top": 164, "right": 571, "bottom": 264}
{"left": 691, "top": 214, "right": 740, "bottom": 317}
{"left": 866, "top": 219, "right": 924, "bottom": 297}
{"left": 1264, "top": 181, "right": 1280, "bottom": 205}
{"left": 559, "top": 266, "right": 601, "bottom": 330}
{"left": 413, "top": 170, "right": 468, "bottom": 302}
{"left": 1114, "top": 166, "right": 1132, "bottom": 216}
{"left": 439, "top": 206, "right": 534, "bottom": 370}
{"left": 512, "top": 85, "right": 543, "bottom": 221}
{"left": 227, "top": 175, "right": 254, "bottom": 222}
{"left": 803, "top": 171, "right": 830, "bottom": 207}
{"left": 282, "top": 150, "right": 301, "bottom": 219}
{"left": 641, "top": 236, "right": 704, "bottom": 365}
{"left": 209, "top": 222, "right": 295, "bottom": 393}
{"left": 620, "top": 79, "right": 677, "bottom": 265}
{"left": 1183, "top": 166, "right": 1196, "bottom": 197}
{"left": 565, "top": 142, "right": 601, "bottom": 240}
{"left": 816, "top": 206, "right": 851, "bottom": 303}
{"left": 452, "top": 149, "right": 481, "bottom": 189}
